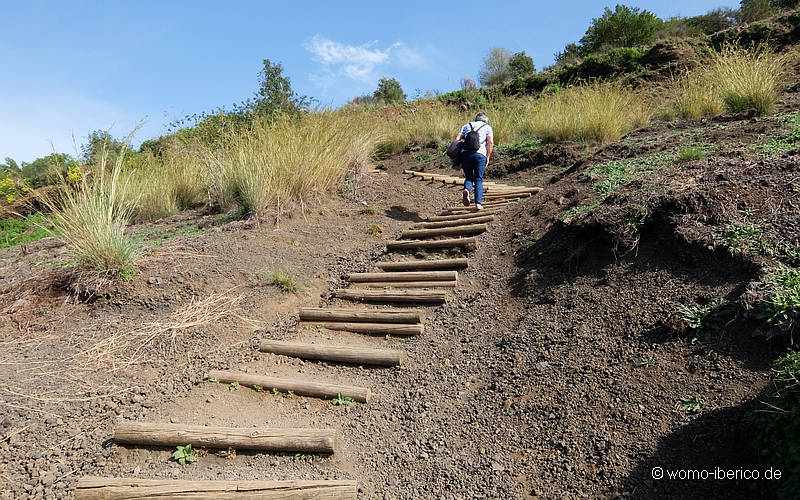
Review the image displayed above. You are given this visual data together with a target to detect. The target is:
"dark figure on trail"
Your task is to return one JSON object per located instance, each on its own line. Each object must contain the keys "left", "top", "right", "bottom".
{"left": 455, "top": 112, "right": 494, "bottom": 210}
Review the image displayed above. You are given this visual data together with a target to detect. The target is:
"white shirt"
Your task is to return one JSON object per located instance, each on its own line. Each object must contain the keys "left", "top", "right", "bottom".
{"left": 460, "top": 121, "right": 493, "bottom": 157}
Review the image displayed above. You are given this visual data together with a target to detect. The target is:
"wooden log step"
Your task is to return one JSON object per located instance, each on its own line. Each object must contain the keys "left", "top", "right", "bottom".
{"left": 426, "top": 211, "right": 498, "bottom": 222}
{"left": 387, "top": 237, "right": 476, "bottom": 251}
{"left": 260, "top": 340, "right": 406, "bottom": 366}
{"left": 74, "top": 477, "right": 358, "bottom": 499}
{"left": 401, "top": 223, "right": 487, "bottom": 240}
{"left": 319, "top": 321, "right": 423, "bottom": 336}
{"left": 348, "top": 270, "right": 457, "bottom": 282}
{"left": 299, "top": 307, "right": 421, "bottom": 324}
{"left": 448, "top": 200, "right": 513, "bottom": 210}
{"left": 351, "top": 280, "right": 457, "bottom": 289}
{"left": 483, "top": 193, "right": 531, "bottom": 200}
{"left": 114, "top": 422, "right": 336, "bottom": 454}
{"left": 209, "top": 370, "right": 371, "bottom": 403}
{"left": 335, "top": 289, "right": 447, "bottom": 304}
{"left": 376, "top": 258, "right": 469, "bottom": 271}
{"left": 484, "top": 186, "right": 541, "bottom": 193}
{"left": 412, "top": 215, "right": 494, "bottom": 229}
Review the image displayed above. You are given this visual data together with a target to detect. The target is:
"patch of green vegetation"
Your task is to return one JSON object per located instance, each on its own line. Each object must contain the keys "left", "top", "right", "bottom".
{"left": 679, "top": 299, "right": 735, "bottom": 343}
{"left": 361, "top": 204, "right": 379, "bottom": 215}
{"left": 0, "top": 213, "right": 51, "bottom": 248}
{"left": 636, "top": 357, "right": 654, "bottom": 368}
{"left": 677, "top": 143, "right": 709, "bottom": 162}
{"left": 368, "top": 222, "right": 384, "bottom": 237}
{"left": 331, "top": 392, "right": 360, "bottom": 407}
{"left": 136, "top": 223, "right": 205, "bottom": 246}
{"left": 118, "top": 266, "right": 136, "bottom": 281}
{"left": 757, "top": 112, "right": 800, "bottom": 155}
{"left": 172, "top": 444, "right": 197, "bottom": 465}
{"left": 753, "top": 349, "right": 800, "bottom": 499}
{"left": 295, "top": 453, "right": 316, "bottom": 463}
{"left": 759, "top": 266, "right": 800, "bottom": 326}
{"left": 720, "top": 221, "right": 770, "bottom": 255}
{"left": 253, "top": 385, "right": 263, "bottom": 392}
{"left": 283, "top": 390, "right": 295, "bottom": 399}
{"left": 561, "top": 200, "right": 602, "bottom": 220}
{"left": 496, "top": 137, "right": 543, "bottom": 157}
{"left": 229, "top": 381, "right": 240, "bottom": 391}
{"left": 216, "top": 207, "right": 248, "bottom": 224}
{"left": 679, "top": 396, "right": 702, "bottom": 413}
{"left": 268, "top": 271, "right": 300, "bottom": 293}
{"left": 586, "top": 152, "right": 676, "bottom": 199}
{"left": 415, "top": 152, "right": 432, "bottom": 163}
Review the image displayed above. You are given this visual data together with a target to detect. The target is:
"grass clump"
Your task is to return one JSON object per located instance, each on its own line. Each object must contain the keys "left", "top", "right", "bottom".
{"left": 367, "top": 223, "right": 384, "bottom": 237}
{"left": 677, "top": 144, "right": 709, "bottom": 161}
{"left": 361, "top": 204, "right": 379, "bottom": 215}
{"left": 331, "top": 392, "right": 360, "bottom": 406}
{"left": 496, "top": 137, "right": 543, "bottom": 157}
{"left": 43, "top": 137, "right": 140, "bottom": 279}
{"left": 268, "top": 270, "right": 300, "bottom": 293}
{"left": 213, "top": 112, "right": 378, "bottom": 218}
{"left": 753, "top": 349, "right": 800, "bottom": 499}
{"left": 0, "top": 213, "right": 51, "bottom": 248}
{"left": 675, "top": 43, "right": 790, "bottom": 118}
{"left": 526, "top": 82, "right": 650, "bottom": 144}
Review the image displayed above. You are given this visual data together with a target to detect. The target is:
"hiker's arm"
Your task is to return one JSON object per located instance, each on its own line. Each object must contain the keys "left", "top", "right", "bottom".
{"left": 455, "top": 133, "right": 463, "bottom": 141}
{"left": 486, "top": 136, "right": 494, "bottom": 163}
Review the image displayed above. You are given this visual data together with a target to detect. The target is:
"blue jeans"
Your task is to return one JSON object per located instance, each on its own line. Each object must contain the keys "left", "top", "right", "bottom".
{"left": 460, "top": 151, "right": 486, "bottom": 204}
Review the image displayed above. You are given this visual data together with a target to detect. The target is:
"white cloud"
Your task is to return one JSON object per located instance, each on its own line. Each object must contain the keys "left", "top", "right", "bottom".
{"left": 303, "top": 35, "right": 425, "bottom": 90}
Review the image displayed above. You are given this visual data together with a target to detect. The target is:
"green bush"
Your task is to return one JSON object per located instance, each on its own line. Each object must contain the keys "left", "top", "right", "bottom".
{"left": 579, "top": 5, "right": 664, "bottom": 54}
{"left": 753, "top": 349, "right": 800, "bottom": 499}
{"left": 0, "top": 214, "right": 51, "bottom": 248}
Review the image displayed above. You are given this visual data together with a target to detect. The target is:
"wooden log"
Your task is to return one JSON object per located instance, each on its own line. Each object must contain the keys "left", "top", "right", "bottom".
{"left": 484, "top": 186, "right": 541, "bottom": 193}
{"left": 298, "top": 308, "right": 421, "bottom": 324}
{"left": 483, "top": 193, "right": 532, "bottom": 200}
{"left": 74, "top": 477, "right": 358, "bottom": 500}
{"left": 348, "top": 270, "right": 457, "bottom": 282}
{"left": 209, "top": 370, "right": 371, "bottom": 403}
{"left": 320, "top": 321, "right": 423, "bottom": 336}
{"left": 352, "top": 280, "right": 457, "bottom": 289}
{"left": 376, "top": 258, "right": 469, "bottom": 271}
{"left": 114, "top": 422, "right": 337, "bottom": 453}
{"left": 259, "top": 340, "right": 406, "bottom": 366}
{"left": 387, "top": 237, "right": 476, "bottom": 251}
{"left": 412, "top": 215, "right": 494, "bottom": 229}
{"left": 335, "top": 289, "right": 447, "bottom": 304}
{"left": 401, "top": 223, "right": 487, "bottom": 240}
{"left": 426, "top": 211, "right": 498, "bottom": 222}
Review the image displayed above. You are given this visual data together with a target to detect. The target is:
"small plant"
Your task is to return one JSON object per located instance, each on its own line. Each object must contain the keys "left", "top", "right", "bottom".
{"left": 415, "top": 152, "right": 432, "bottom": 163}
{"left": 636, "top": 357, "right": 654, "bottom": 368}
{"left": 368, "top": 223, "right": 384, "bottom": 237}
{"left": 721, "top": 221, "right": 770, "bottom": 255}
{"left": 295, "top": 453, "right": 316, "bottom": 463}
{"left": 679, "top": 299, "right": 735, "bottom": 342}
{"left": 496, "top": 137, "right": 542, "bottom": 157}
{"left": 759, "top": 266, "right": 800, "bottom": 326}
{"left": 268, "top": 271, "right": 300, "bottom": 293}
{"left": 172, "top": 444, "right": 197, "bottom": 465}
{"left": 253, "top": 385, "right": 263, "bottom": 392}
{"left": 283, "top": 390, "right": 295, "bottom": 399}
{"left": 229, "top": 381, "right": 240, "bottom": 391}
{"left": 679, "top": 396, "right": 702, "bottom": 413}
{"left": 272, "top": 387, "right": 279, "bottom": 395}
{"left": 361, "top": 204, "right": 379, "bottom": 215}
{"left": 677, "top": 144, "right": 708, "bottom": 162}
{"left": 208, "top": 377, "right": 219, "bottom": 383}
{"left": 331, "top": 392, "right": 360, "bottom": 407}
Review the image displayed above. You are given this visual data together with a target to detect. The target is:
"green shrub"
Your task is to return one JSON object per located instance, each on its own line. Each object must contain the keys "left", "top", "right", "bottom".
{"left": 0, "top": 213, "right": 51, "bottom": 248}
{"left": 760, "top": 266, "right": 800, "bottom": 326}
{"left": 268, "top": 271, "right": 300, "bottom": 293}
{"left": 579, "top": 5, "right": 664, "bottom": 54}
{"left": 753, "top": 349, "right": 800, "bottom": 499}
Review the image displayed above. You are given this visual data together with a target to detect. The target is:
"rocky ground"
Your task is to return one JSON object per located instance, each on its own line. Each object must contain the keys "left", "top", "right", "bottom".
{"left": 2, "top": 94, "right": 799, "bottom": 498}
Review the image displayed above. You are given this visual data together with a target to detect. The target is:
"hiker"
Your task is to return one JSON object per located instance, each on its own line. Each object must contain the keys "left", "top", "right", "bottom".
{"left": 455, "top": 112, "right": 493, "bottom": 209}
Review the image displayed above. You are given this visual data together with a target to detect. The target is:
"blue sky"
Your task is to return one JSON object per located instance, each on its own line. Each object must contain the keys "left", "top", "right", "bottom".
{"left": 1, "top": 1, "right": 737, "bottom": 163}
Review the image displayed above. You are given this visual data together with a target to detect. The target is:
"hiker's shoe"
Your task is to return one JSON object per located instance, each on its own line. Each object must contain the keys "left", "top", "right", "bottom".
{"left": 476, "top": 203, "right": 484, "bottom": 210}
{"left": 462, "top": 189, "right": 470, "bottom": 206}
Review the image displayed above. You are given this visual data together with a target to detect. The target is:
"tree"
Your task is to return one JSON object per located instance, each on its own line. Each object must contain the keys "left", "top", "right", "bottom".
{"left": 579, "top": 5, "right": 663, "bottom": 54}
{"left": 740, "top": 0, "right": 773, "bottom": 22}
{"left": 554, "top": 43, "right": 582, "bottom": 66}
{"left": 460, "top": 77, "right": 477, "bottom": 91}
{"left": 20, "top": 153, "right": 71, "bottom": 188}
{"left": 685, "top": 8, "right": 738, "bottom": 34}
{"left": 251, "top": 59, "right": 308, "bottom": 115}
{"left": 1, "top": 157, "right": 19, "bottom": 172}
{"left": 373, "top": 77, "right": 406, "bottom": 103}
{"left": 509, "top": 51, "right": 536, "bottom": 78}
{"left": 478, "top": 48, "right": 513, "bottom": 86}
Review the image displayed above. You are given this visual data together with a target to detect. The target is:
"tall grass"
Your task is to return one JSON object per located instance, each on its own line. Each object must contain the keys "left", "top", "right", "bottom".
{"left": 525, "top": 83, "right": 651, "bottom": 144}
{"left": 675, "top": 44, "right": 789, "bottom": 118}
{"left": 44, "top": 136, "right": 139, "bottom": 278}
{"left": 211, "top": 112, "right": 380, "bottom": 218}
{"left": 373, "top": 103, "right": 466, "bottom": 156}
